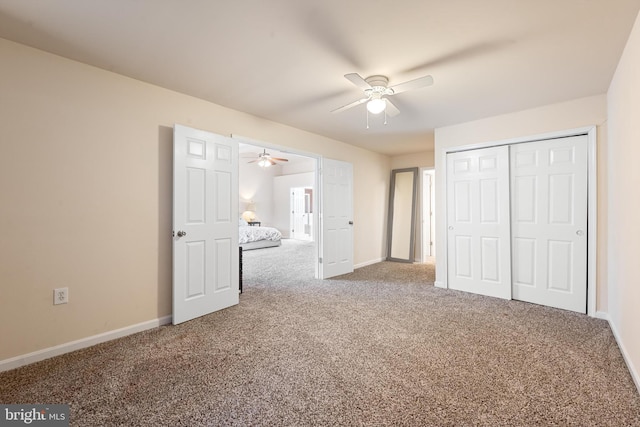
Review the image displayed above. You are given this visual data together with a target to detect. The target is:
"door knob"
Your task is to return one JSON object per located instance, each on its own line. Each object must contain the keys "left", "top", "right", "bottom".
{"left": 576, "top": 230, "right": 584, "bottom": 236}
{"left": 177, "top": 231, "right": 187, "bottom": 237}
{"left": 348, "top": 221, "right": 353, "bottom": 225}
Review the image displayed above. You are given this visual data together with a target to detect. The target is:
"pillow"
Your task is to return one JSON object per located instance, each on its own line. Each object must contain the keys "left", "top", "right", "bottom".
{"left": 239, "top": 218, "right": 248, "bottom": 227}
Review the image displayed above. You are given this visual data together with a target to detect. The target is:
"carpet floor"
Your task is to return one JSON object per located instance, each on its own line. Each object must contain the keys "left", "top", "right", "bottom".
{"left": 1, "top": 239, "right": 639, "bottom": 426}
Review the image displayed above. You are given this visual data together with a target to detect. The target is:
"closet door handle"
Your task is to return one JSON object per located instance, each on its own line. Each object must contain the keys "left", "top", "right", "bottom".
{"left": 177, "top": 231, "right": 187, "bottom": 237}
{"left": 576, "top": 230, "right": 584, "bottom": 236}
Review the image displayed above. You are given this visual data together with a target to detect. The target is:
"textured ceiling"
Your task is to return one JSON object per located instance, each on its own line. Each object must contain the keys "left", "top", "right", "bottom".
{"left": 1, "top": 0, "right": 639, "bottom": 155}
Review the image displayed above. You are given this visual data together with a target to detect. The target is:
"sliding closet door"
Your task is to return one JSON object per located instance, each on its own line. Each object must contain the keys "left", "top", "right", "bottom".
{"left": 447, "top": 146, "right": 511, "bottom": 299}
{"left": 511, "top": 136, "right": 588, "bottom": 313}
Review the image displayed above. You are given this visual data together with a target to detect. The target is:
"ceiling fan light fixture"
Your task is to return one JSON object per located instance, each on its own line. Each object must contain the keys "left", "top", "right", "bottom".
{"left": 367, "top": 97, "right": 386, "bottom": 114}
{"left": 258, "top": 158, "right": 271, "bottom": 168}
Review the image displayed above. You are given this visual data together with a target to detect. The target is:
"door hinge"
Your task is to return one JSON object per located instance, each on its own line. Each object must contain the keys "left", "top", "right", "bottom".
{"left": 319, "top": 257, "right": 323, "bottom": 264}
{"left": 172, "top": 230, "right": 175, "bottom": 237}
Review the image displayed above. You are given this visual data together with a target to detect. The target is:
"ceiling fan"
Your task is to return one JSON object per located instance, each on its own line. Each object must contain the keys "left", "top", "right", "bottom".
{"left": 247, "top": 149, "right": 289, "bottom": 168}
{"left": 331, "top": 73, "right": 434, "bottom": 117}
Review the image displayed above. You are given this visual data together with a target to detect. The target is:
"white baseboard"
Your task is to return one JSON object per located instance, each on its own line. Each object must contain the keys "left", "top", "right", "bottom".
{"left": 594, "top": 311, "right": 610, "bottom": 321}
{"left": 434, "top": 281, "right": 446, "bottom": 288}
{"left": 0, "top": 315, "right": 172, "bottom": 373}
{"left": 607, "top": 317, "right": 640, "bottom": 394}
{"left": 354, "top": 257, "right": 385, "bottom": 269}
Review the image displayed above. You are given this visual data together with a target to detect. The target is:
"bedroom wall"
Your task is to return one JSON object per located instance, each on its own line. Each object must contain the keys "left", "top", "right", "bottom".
{"left": 434, "top": 94, "right": 608, "bottom": 311}
{"left": 606, "top": 9, "right": 640, "bottom": 390}
{"left": 0, "top": 38, "right": 390, "bottom": 362}
{"left": 239, "top": 160, "right": 278, "bottom": 226}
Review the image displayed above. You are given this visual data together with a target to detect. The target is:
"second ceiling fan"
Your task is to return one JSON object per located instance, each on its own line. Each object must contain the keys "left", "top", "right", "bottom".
{"left": 331, "top": 73, "right": 434, "bottom": 117}
{"left": 247, "top": 149, "right": 289, "bottom": 168}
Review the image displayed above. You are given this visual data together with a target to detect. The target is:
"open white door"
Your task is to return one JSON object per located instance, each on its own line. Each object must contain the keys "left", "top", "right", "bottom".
{"left": 447, "top": 146, "right": 511, "bottom": 299}
{"left": 173, "top": 124, "right": 239, "bottom": 325}
{"left": 320, "top": 158, "right": 354, "bottom": 279}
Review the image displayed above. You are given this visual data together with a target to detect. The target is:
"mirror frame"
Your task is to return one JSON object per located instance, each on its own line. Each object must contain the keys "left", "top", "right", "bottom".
{"left": 386, "top": 167, "right": 418, "bottom": 263}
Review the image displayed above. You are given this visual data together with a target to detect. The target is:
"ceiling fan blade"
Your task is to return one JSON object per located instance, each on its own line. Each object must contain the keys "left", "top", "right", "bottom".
{"left": 271, "top": 157, "right": 289, "bottom": 162}
{"left": 247, "top": 159, "right": 259, "bottom": 163}
{"left": 385, "top": 98, "right": 401, "bottom": 117}
{"left": 389, "top": 75, "right": 434, "bottom": 95}
{"left": 344, "top": 73, "right": 371, "bottom": 90}
{"left": 331, "top": 97, "right": 369, "bottom": 114}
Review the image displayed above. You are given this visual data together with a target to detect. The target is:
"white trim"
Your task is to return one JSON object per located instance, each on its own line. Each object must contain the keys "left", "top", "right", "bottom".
{"left": 355, "top": 257, "right": 385, "bottom": 269}
{"left": 420, "top": 167, "right": 436, "bottom": 262}
{"left": 608, "top": 318, "right": 640, "bottom": 394}
{"left": 434, "top": 281, "right": 446, "bottom": 289}
{"left": 443, "top": 126, "right": 595, "bottom": 154}
{"left": 439, "top": 126, "right": 598, "bottom": 316}
{"left": 0, "top": 315, "right": 172, "bottom": 373}
{"left": 594, "top": 311, "right": 609, "bottom": 321}
{"left": 586, "top": 127, "right": 597, "bottom": 317}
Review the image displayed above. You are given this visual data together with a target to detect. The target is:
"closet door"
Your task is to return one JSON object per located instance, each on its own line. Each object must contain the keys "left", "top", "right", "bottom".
{"left": 511, "top": 136, "right": 588, "bottom": 313}
{"left": 447, "top": 146, "right": 511, "bottom": 299}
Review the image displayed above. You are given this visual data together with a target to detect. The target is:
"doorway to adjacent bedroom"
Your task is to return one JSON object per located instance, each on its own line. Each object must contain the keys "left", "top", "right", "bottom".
{"left": 238, "top": 141, "right": 317, "bottom": 285}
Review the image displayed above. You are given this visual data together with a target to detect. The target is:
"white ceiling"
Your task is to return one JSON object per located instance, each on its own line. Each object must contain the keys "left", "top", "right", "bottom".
{"left": 1, "top": 0, "right": 638, "bottom": 156}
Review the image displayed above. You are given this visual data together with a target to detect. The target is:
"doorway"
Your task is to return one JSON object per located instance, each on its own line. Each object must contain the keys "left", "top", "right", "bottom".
{"left": 235, "top": 136, "right": 354, "bottom": 281}
{"left": 238, "top": 142, "right": 317, "bottom": 280}
{"left": 291, "top": 187, "right": 313, "bottom": 241}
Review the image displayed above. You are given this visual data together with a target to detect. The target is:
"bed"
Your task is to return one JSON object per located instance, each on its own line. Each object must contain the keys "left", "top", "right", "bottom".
{"left": 239, "top": 219, "right": 282, "bottom": 250}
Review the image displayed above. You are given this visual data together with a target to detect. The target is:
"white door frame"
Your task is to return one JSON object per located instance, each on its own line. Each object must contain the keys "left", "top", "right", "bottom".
{"left": 420, "top": 167, "right": 435, "bottom": 261}
{"left": 436, "top": 126, "right": 598, "bottom": 317}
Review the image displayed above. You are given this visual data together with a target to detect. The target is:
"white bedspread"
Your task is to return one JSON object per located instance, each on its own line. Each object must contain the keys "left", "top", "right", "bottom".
{"left": 239, "top": 226, "right": 282, "bottom": 244}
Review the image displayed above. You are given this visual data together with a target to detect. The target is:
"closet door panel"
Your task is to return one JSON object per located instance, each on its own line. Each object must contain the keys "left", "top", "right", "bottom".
{"left": 511, "top": 136, "right": 588, "bottom": 313}
{"left": 447, "top": 146, "right": 511, "bottom": 299}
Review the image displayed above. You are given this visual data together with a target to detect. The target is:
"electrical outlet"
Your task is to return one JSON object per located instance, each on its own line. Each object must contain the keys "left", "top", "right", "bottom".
{"left": 53, "top": 287, "right": 69, "bottom": 305}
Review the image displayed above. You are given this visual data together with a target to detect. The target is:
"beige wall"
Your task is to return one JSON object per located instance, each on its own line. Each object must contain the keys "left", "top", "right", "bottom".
{"left": 0, "top": 38, "right": 390, "bottom": 361}
{"left": 388, "top": 149, "right": 435, "bottom": 262}
{"left": 434, "top": 94, "right": 608, "bottom": 310}
{"left": 607, "top": 10, "right": 640, "bottom": 389}
{"left": 390, "top": 150, "right": 435, "bottom": 170}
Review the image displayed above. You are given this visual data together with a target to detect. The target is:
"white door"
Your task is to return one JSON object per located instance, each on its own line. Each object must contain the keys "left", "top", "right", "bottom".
{"left": 511, "top": 136, "right": 588, "bottom": 313}
{"left": 422, "top": 171, "right": 432, "bottom": 260}
{"left": 173, "top": 124, "right": 239, "bottom": 325}
{"left": 320, "top": 158, "right": 354, "bottom": 279}
{"left": 291, "top": 187, "right": 310, "bottom": 240}
{"left": 447, "top": 146, "right": 512, "bottom": 299}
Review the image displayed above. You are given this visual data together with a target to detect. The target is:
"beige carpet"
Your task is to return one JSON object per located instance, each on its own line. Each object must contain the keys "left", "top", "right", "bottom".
{"left": 1, "top": 240, "right": 639, "bottom": 426}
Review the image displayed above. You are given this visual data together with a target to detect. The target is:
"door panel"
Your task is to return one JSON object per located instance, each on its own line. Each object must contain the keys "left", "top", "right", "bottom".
{"left": 320, "top": 158, "right": 353, "bottom": 279}
{"left": 447, "top": 146, "right": 511, "bottom": 299}
{"left": 173, "top": 124, "right": 239, "bottom": 324}
{"left": 511, "top": 136, "right": 587, "bottom": 313}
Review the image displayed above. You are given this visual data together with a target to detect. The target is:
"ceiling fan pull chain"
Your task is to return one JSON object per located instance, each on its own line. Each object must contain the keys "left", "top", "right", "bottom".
{"left": 366, "top": 110, "right": 370, "bottom": 129}
{"left": 384, "top": 108, "right": 388, "bottom": 125}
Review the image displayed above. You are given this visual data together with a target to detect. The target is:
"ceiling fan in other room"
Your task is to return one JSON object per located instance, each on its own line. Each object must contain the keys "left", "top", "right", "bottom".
{"left": 247, "top": 149, "right": 289, "bottom": 168}
{"left": 331, "top": 73, "right": 434, "bottom": 126}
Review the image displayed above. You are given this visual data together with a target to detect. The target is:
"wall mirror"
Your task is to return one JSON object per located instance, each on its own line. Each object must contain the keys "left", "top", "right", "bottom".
{"left": 387, "top": 167, "right": 418, "bottom": 262}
